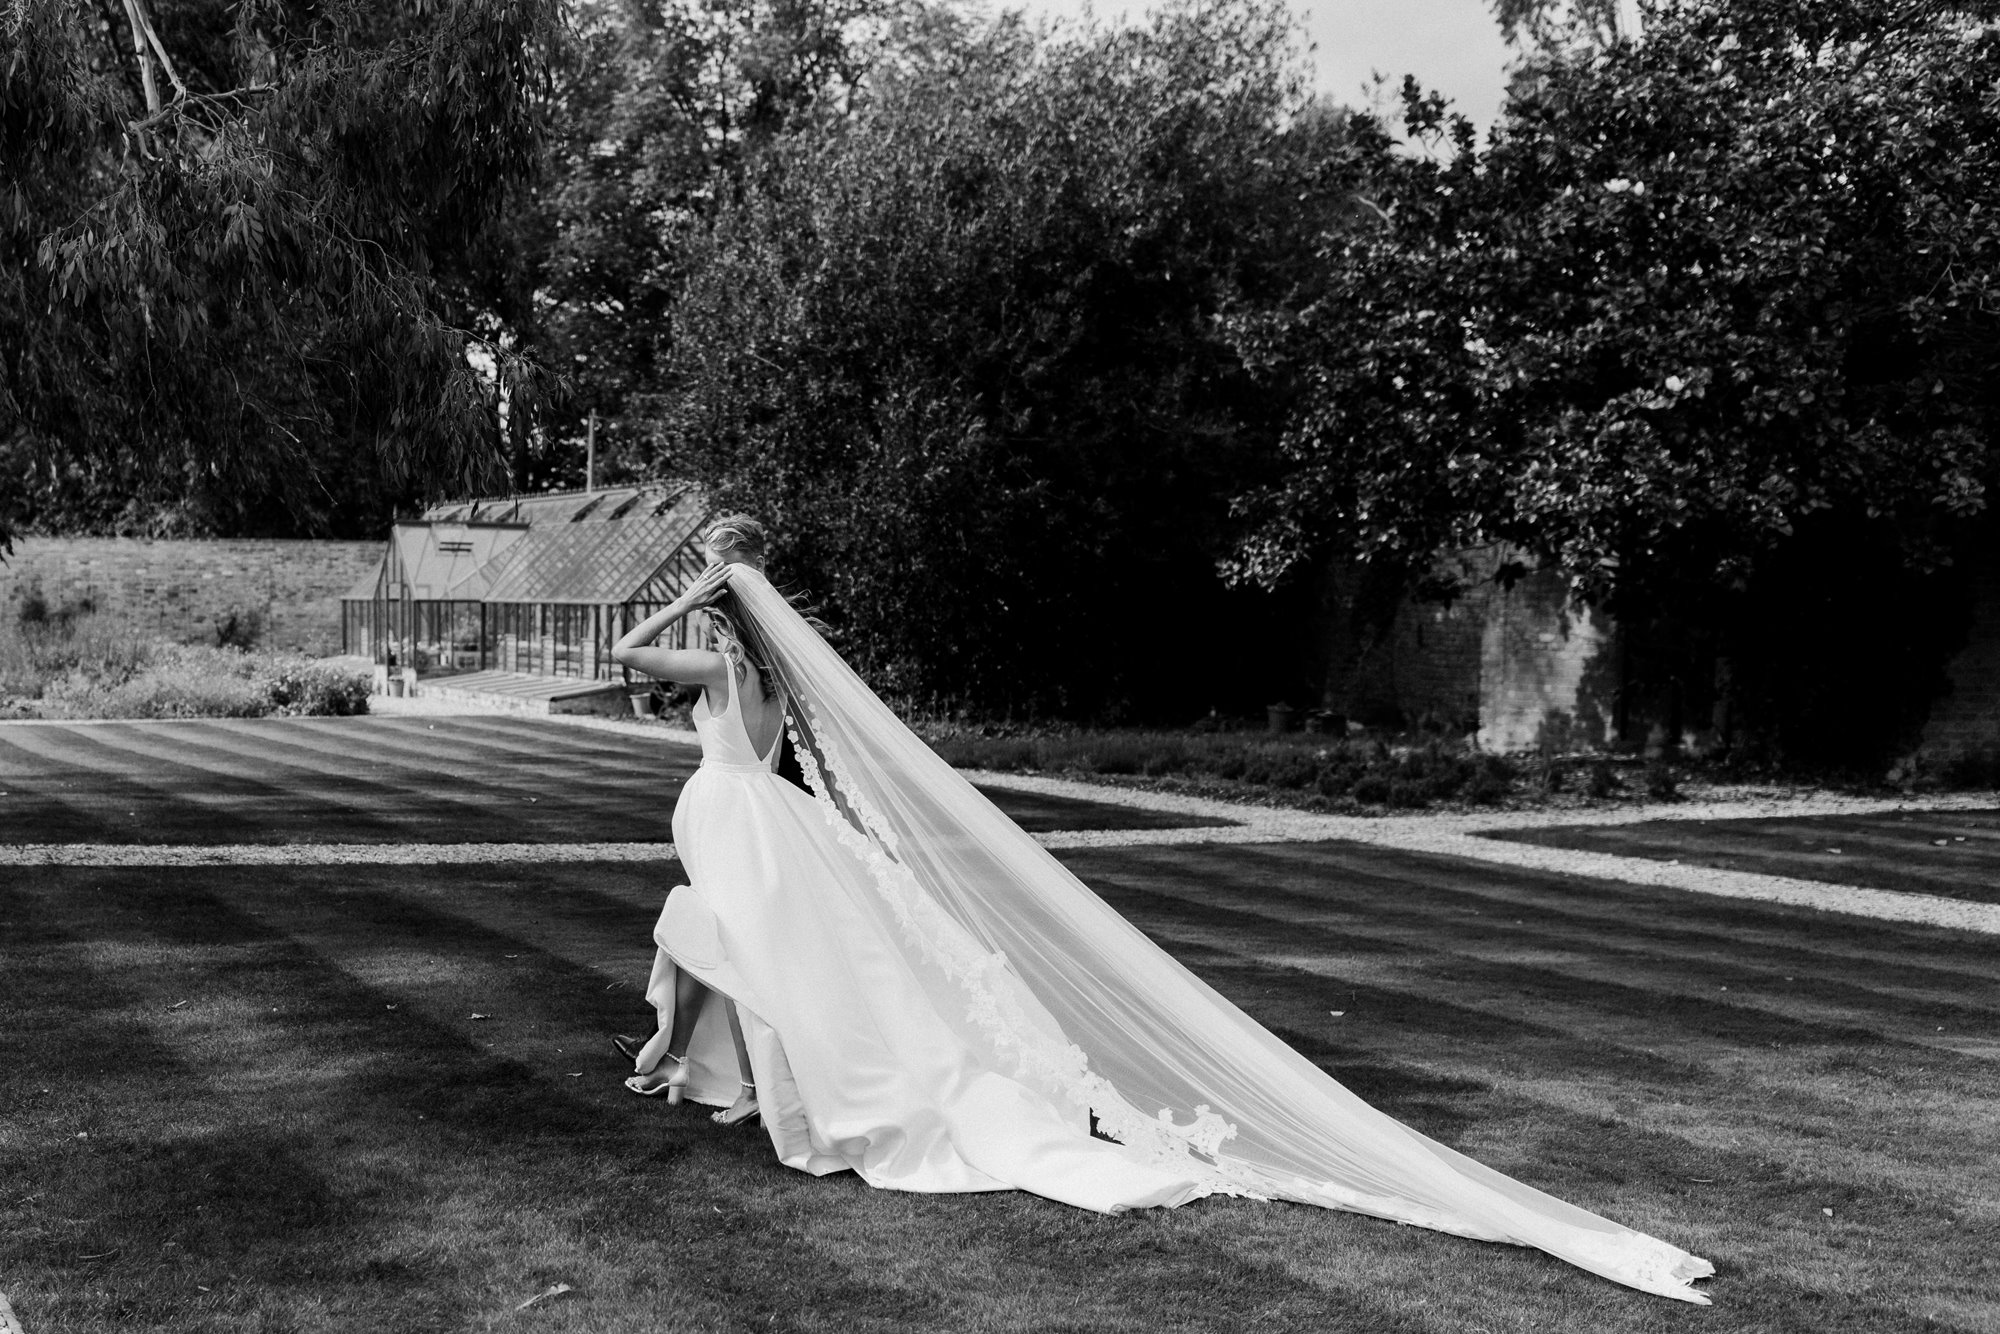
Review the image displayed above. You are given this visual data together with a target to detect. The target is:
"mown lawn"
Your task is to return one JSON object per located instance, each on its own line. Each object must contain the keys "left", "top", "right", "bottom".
{"left": 4, "top": 835, "right": 1996, "bottom": 1333}
{"left": 1486, "top": 808, "right": 2000, "bottom": 905}
{"left": 0, "top": 717, "right": 1219, "bottom": 844}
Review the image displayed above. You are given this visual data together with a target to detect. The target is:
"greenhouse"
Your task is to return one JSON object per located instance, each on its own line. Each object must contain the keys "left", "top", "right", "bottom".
{"left": 340, "top": 485, "right": 710, "bottom": 682}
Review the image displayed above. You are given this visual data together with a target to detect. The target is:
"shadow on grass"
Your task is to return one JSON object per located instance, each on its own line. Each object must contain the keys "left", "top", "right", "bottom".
{"left": 1081, "top": 843, "right": 2000, "bottom": 1038}
{"left": 3, "top": 868, "right": 1468, "bottom": 1334}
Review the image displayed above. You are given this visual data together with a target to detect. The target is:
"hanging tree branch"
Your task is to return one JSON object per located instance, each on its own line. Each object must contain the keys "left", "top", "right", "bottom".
{"left": 117, "top": 0, "right": 160, "bottom": 112}
{"left": 125, "top": 0, "right": 187, "bottom": 101}
{"left": 126, "top": 83, "right": 277, "bottom": 135}
{"left": 115, "top": 0, "right": 190, "bottom": 129}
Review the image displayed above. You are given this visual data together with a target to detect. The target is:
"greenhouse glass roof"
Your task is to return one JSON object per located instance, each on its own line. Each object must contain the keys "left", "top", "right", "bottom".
{"left": 341, "top": 522, "right": 530, "bottom": 601}
{"left": 348, "top": 485, "right": 709, "bottom": 607}
{"left": 423, "top": 485, "right": 699, "bottom": 527}
{"left": 480, "top": 510, "right": 707, "bottom": 605}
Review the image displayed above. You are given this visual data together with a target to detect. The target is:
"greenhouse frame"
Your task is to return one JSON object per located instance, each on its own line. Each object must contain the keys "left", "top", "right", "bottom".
{"left": 340, "top": 486, "right": 711, "bottom": 682}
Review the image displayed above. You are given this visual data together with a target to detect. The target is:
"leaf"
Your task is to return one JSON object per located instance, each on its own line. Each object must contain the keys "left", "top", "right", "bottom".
{"left": 515, "top": 1282, "right": 573, "bottom": 1311}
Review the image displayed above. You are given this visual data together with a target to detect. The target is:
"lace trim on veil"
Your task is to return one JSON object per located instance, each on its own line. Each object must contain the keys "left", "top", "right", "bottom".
{"left": 783, "top": 696, "right": 1257, "bottom": 1194}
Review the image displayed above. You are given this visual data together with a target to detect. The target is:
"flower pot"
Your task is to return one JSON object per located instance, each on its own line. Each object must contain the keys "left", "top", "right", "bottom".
{"left": 1266, "top": 703, "right": 1295, "bottom": 734}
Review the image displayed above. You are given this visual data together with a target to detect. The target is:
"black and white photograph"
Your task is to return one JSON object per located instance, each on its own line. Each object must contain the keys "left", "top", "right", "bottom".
{"left": 2, "top": 0, "right": 1996, "bottom": 1328}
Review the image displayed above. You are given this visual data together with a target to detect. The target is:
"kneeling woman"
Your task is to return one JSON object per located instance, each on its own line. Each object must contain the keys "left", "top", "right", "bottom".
{"left": 611, "top": 521, "right": 774, "bottom": 1128}
{"left": 609, "top": 514, "right": 1197, "bottom": 1207}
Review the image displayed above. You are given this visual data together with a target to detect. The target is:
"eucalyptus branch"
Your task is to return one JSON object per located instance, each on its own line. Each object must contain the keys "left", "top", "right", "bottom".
{"left": 126, "top": 83, "right": 276, "bottom": 134}
{"left": 127, "top": 0, "right": 187, "bottom": 101}
{"left": 117, "top": 0, "right": 160, "bottom": 113}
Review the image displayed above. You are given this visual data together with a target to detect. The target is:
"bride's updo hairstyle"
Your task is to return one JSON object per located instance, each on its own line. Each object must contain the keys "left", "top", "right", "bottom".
{"left": 701, "top": 513, "right": 777, "bottom": 699}
{"left": 704, "top": 514, "right": 768, "bottom": 569}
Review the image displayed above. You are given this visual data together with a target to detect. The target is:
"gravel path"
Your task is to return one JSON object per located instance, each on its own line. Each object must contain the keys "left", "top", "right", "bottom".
{"left": 970, "top": 771, "right": 2000, "bottom": 934}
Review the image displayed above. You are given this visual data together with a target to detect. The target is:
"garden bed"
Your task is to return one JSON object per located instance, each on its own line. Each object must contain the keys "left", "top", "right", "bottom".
{"left": 1, "top": 609, "right": 369, "bottom": 720}
{"left": 914, "top": 722, "right": 1956, "bottom": 816}
{"left": 918, "top": 725, "right": 1516, "bottom": 812}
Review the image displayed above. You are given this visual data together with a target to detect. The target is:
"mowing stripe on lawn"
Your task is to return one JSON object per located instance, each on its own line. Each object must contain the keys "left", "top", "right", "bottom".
{"left": 279, "top": 716, "right": 1234, "bottom": 834}
{"left": 30, "top": 721, "right": 420, "bottom": 844}
{"left": 1485, "top": 810, "right": 2000, "bottom": 905}
{"left": 1, "top": 866, "right": 1447, "bottom": 1334}
{"left": 121, "top": 718, "right": 677, "bottom": 845}
{"left": 357, "top": 711, "right": 703, "bottom": 762}
{"left": 22, "top": 858, "right": 1993, "bottom": 1330}
{"left": 180, "top": 720, "right": 680, "bottom": 842}
{"left": 257, "top": 715, "right": 697, "bottom": 798}
{"left": 12, "top": 715, "right": 1996, "bottom": 927}
{"left": 1122, "top": 838, "right": 2000, "bottom": 1009}
{"left": 1079, "top": 843, "right": 2000, "bottom": 1046}
{"left": 6, "top": 827, "right": 1997, "bottom": 936}
{"left": 1038, "top": 819, "right": 2000, "bottom": 934}
{"left": 1093, "top": 878, "right": 1981, "bottom": 1078}
{"left": 976, "top": 772, "right": 2000, "bottom": 933}
{"left": 0, "top": 726, "right": 271, "bottom": 842}
{"left": 0, "top": 721, "right": 466, "bottom": 845}
{"left": 0, "top": 841, "right": 679, "bottom": 865}
{"left": 0, "top": 872, "right": 902, "bottom": 1333}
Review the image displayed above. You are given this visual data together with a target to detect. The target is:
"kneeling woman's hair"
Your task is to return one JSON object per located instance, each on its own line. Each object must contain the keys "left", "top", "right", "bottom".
{"left": 703, "top": 514, "right": 769, "bottom": 565}
{"left": 702, "top": 515, "right": 777, "bottom": 700}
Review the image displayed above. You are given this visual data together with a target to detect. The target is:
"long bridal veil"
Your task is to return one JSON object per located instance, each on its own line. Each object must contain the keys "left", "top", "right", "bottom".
{"left": 725, "top": 567, "right": 1714, "bottom": 1304}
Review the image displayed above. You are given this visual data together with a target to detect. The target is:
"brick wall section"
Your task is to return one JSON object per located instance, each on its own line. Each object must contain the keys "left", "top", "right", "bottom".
{"left": 1341, "top": 542, "right": 1996, "bottom": 759}
{"left": 1327, "top": 549, "right": 1620, "bottom": 752}
{"left": 1476, "top": 568, "right": 1618, "bottom": 753}
{"left": 1, "top": 538, "right": 381, "bottom": 654}
{"left": 1917, "top": 548, "right": 2000, "bottom": 769}
{"left": 1348, "top": 593, "right": 1488, "bottom": 731}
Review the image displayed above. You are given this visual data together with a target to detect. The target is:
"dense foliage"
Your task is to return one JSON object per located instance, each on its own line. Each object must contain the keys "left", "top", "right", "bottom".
{"left": 0, "top": 0, "right": 562, "bottom": 542}
{"left": 475, "top": 0, "right": 907, "bottom": 494}
{"left": 658, "top": 3, "right": 1350, "bottom": 714}
{"left": 9, "top": 0, "right": 2000, "bottom": 758}
{"left": 1230, "top": 0, "right": 2000, "bottom": 757}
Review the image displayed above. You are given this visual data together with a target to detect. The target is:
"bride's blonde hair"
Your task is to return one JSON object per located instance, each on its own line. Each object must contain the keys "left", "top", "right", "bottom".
{"left": 702, "top": 512, "right": 776, "bottom": 700}
{"left": 703, "top": 513, "right": 768, "bottom": 566}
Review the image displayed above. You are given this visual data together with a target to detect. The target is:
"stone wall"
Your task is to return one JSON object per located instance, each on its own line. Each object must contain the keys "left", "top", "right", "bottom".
{"left": 1916, "top": 547, "right": 2000, "bottom": 775}
{"left": 1328, "top": 550, "right": 1619, "bottom": 753}
{"left": 1328, "top": 540, "right": 1998, "bottom": 762}
{"left": 1, "top": 538, "right": 381, "bottom": 654}
{"left": 1345, "top": 593, "right": 1487, "bottom": 731}
{"left": 1476, "top": 568, "right": 1619, "bottom": 754}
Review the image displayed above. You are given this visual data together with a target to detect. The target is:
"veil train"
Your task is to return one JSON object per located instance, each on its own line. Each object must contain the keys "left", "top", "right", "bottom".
{"left": 725, "top": 566, "right": 1714, "bottom": 1304}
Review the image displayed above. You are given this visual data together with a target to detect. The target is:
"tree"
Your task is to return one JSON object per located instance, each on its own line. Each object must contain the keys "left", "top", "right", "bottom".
{"left": 657, "top": 0, "right": 1352, "bottom": 716}
{"left": 1230, "top": 0, "right": 2000, "bottom": 760}
{"left": 466, "top": 0, "right": 912, "bottom": 497}
{"left": 0, "top": 0, "right": 564, "bottom": 543}
{"left": 1490, "top": 0, "right": 1635, "bottom": 50}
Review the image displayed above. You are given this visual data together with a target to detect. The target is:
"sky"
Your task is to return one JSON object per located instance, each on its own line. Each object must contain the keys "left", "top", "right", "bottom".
{"left": 998, "top": 0, "right": 1518, "bottom": 130}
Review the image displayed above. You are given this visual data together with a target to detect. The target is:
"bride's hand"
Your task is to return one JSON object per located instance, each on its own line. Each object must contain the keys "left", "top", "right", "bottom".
{"left": 683, "top": 562, "right": 735, "bottom": 609}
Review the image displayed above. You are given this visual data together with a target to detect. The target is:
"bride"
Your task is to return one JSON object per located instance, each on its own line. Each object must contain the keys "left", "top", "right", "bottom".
{"left": 611, "top": 516, "right": 1715, "bottom": 1304}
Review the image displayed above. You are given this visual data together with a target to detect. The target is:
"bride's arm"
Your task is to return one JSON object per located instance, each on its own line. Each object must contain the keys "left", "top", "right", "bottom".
{"left": 612, "top": 563, "right": 731, "bottom": 688}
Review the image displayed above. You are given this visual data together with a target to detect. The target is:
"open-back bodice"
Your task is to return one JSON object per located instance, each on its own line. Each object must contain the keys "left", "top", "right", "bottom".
{"left": 692, "top": 666, "right": 781, "bottom": 772}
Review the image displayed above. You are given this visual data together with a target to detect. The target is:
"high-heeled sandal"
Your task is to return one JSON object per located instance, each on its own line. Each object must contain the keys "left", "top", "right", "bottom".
{"left": 710, "top": 1080, "right": 759, "bottom": 1127}
{"left": 623, "top": 1052, "right": 690, "bottom": 1103}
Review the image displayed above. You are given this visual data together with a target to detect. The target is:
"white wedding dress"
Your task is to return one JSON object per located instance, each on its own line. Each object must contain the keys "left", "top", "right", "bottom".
{"left": 632, "top": 568, "right": 1715, "bottom": 1303}
{"left": 635, "top": 664, "right": 1203, "bottom": 1210}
